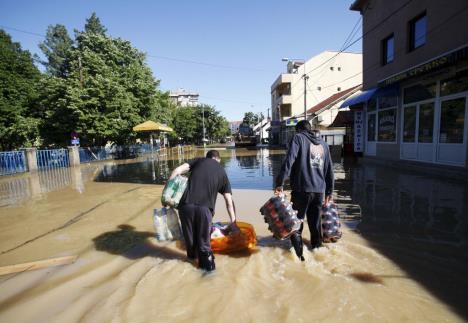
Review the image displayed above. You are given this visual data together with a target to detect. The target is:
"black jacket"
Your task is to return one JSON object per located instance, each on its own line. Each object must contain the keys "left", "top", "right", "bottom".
{"left": 276, "top": 131, "right": 334, "bottom": 195}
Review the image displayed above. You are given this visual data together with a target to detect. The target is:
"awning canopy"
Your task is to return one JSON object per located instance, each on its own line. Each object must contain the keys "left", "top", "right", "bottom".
{"left": 133, "top": 121, "right": 173, "bottom": 132}
{"left": 340, "top": 84, "right": 399, "bottom": 109}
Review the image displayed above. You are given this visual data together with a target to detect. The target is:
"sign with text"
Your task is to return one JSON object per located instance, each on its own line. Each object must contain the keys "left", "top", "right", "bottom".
{"left": 354, "top": 110, "right": 363, "bottom": 152}
{"left": 286, "top": 118, "right": 299, "bottom": 127}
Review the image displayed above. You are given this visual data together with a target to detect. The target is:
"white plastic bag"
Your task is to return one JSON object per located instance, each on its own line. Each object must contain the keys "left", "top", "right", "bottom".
{"left": 153, "top": 207, "right": 183, "bottom": 241}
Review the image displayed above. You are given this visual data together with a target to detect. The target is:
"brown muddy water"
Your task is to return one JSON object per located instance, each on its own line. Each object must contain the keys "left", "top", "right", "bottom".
{"left": 0, "top": 148, "right": 467, "bottom": 323}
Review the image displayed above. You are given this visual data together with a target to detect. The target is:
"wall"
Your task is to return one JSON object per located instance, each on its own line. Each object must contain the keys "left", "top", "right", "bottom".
{"left": 361, "top": 0, "right": 468, "bottom": 89}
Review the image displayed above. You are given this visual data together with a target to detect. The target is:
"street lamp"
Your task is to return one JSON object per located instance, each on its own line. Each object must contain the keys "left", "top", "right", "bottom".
{"left": 202, "top": 105, "right": 206, "bottom": 148}
{"left": 282, "top": 57, "right": 308, "bottom": 121}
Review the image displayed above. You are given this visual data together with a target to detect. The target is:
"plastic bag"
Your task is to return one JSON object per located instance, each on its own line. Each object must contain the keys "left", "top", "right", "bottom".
{"left": 161, "top": 175, "right": 188, "bottom": 208}
{"left": 259, "top": 195, "right": 302, "bottom": 240}
{"left": 321, "top": 201, "right": 342, "bottom": 243}
{"left": 153, "top": 207, "right": 183, "bottom": 241}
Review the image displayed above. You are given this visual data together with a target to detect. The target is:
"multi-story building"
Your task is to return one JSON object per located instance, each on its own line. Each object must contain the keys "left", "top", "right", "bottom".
{"left": 229, "top": 121, "right": 242, "bottom": 135}
{"left": 169, "top": 88, "right": 199, "bottom": 107}
{"left": 342, "top": 0, "right": 468, "bottom": 173}
{"left": 270, "top": 51, "right": 362, "bottom": 144}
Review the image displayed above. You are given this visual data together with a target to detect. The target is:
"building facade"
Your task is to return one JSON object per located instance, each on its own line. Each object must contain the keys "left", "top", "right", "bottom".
{"left": 169, "top": 88, "right": 199, "bottom": 107}
{"left": 342, "top": 0, "right": 468, "bottom": 172}
{"left": 270, "top": 51, "right": 362, "bottom": 145}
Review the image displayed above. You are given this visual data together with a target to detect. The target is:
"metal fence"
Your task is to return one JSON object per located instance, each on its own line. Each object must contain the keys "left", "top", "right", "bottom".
{"left": 0, "top": 151, "right": 27, "bottom": 176}
{"left": 37, "top": 149, "right": 70, "bottom": 169}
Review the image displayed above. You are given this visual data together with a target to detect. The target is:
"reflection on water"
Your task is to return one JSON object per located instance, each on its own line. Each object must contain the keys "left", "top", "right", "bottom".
{"left": 338, "top": 160, "right": 468, "bottom": 247}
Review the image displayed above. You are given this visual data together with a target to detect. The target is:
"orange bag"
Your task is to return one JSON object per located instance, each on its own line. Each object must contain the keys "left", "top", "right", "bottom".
{"left": 210, "top": 222, "right": 257, "bottom": 253}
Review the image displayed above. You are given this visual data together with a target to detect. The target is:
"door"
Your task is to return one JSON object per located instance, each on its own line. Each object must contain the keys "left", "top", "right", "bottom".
{"left": 436, "top": 96, "right": 467, "bottom": 165}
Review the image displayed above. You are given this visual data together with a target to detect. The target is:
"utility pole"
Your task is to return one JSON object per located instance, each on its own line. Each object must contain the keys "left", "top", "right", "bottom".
{"left": 78, "top": 56, "right": 84, "bottom": 88}
{"left": 202, "top": 105, "right": 206, "bottom": 148}
{"left": 302, "top": 73, "right": 309, "bottom": 121}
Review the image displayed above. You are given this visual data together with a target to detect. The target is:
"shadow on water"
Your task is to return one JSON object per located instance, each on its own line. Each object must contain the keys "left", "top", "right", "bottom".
{"left": 93, "top": 224, "right": 188, "bottom": 262}
{"left": 337, "top": 158, "right": 468, "bottom": 319}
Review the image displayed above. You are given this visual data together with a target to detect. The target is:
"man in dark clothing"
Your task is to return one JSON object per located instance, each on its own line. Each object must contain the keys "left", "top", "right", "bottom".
{"left": 168, "top": 150, "right": 238, "bottom": 272}
{"left": 275, "top": 120, "right": 334, "bottom": 260}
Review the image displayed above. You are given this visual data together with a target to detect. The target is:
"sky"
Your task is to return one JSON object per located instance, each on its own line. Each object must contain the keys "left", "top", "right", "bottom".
{"left": 0, "top": 0, "right": 362, "bottom": 121}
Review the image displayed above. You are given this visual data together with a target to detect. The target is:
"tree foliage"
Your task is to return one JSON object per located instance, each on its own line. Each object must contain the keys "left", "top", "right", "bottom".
{"left": 38, "top": 24, "right": 73, "bottom": 77}
{"left": 171, "top": 105, "right": 230, "bottom": 144}
{"left": 0, "top": 30, "right": 42, "bottom": 150}
{"left": 38, "top": 14, "right": 173, "bottom": 146}
{"left": 242, "top": 111, "right": 264, "bottom": 126}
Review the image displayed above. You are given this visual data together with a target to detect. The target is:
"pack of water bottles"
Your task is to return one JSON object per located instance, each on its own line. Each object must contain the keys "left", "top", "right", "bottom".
{"left": 259, "top": 195, "right": 302, "bottom": 240}
{"left": 321, "top": 201, "right": 342, "bottom": 243}
{"left": 161, "top": 175, "right": 188, "bottom": 208}
{"left": 153, "top": 207, "right": 183, "bottom": 241}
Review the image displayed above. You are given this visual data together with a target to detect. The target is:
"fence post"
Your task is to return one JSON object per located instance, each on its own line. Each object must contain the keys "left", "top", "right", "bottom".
{"left": 21, "top": 148, "right": 38, "bottom": 172}
{"left": 68, "top": 146, "right": 80, "bottom": 166}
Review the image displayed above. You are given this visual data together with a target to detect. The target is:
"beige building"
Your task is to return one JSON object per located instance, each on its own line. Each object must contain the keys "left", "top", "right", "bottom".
{"left": 270, "top": 51, "right": 363, "bottom": 144}
{"left": 169, "top": 88, "right": 199, "bottom": 107}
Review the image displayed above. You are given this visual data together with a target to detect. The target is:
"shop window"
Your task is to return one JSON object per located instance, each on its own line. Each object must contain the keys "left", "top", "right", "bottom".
{"left": 378, "top": 108, "right": 397, "bottom": 142}
{"left": 367, "top": 98, "right": 377, "bottom": 111}
{"left": 418, "top": 103, "right": 434, "bottom": 143}
{"left": 379, "top": 95, "right": 398, "bottom": 109}
{"left": 367, "top": 114, "right": 376, "bottom": 141}
{"left": 403, "top": 83, "right": 436, "bottom": 104}
{"left": 439, "top": 98, "right": 465, "bottom": 143}
{"left": 403, "top": 106, "right": 416, "bottom": 142}
{"left": 440, "top": 69, "right": 468, "bottom": 97}
{"left": 409, "top": 12, "right": 426, "bottom": 51}
{"left": 382, "top": 34, "right": 394, "bottom": 65}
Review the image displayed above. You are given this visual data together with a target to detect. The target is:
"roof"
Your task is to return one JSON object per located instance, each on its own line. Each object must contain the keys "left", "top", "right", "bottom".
{"left": 350, "top": 0, "right": 368, "bottom": 11}
{"left": 329, "top": 110, "right": 354, "bottom": 127}
{"left": 133, "top": 121, "right": 173, "bottom": 132}
{"left": 306, "top": 85, "right": 361, "bottom": 115}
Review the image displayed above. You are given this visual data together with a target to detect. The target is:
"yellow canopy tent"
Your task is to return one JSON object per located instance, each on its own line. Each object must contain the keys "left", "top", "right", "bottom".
{"left": 133, "top": 121, "right": 173, "bottom": 151}
{"left": 133, "top": 121, "right": 173, "bottom": 133}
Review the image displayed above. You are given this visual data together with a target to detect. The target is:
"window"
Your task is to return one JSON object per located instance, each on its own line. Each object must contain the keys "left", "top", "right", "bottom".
{"left": 367, "top": 114, "right": 376, "bottom": 141}
{"left": 440, "top": 69, "right": 468, "bottom": 96}
{"left": 418, "top": 103, "right": 434, "bottom": 143}
{"left": 337, "top": 87, "right": 341, "bottom": 91}
{"left": 382, "top": 34, "right": 394, "bottom": 65}
{"left": 280, "top": 104, "right": 292, "bottom": 117}
{"left": 403, "top": 83, "right": 436, "bottom": 104}
{"left": 330, "top": 67, "right": 334, "bottom": 71}
{"left": 403, "top": 106, "right": 416, "bottom": 142}
{"left": 317, "top": 86, "right": 322, "bottom": 91}
{"left": 337, "top": 67, "right": 341, "bottom": 71}
{"left": 409, "top": 12, "right": 427, "bottom": 51}
{"left": 378, "top": 108, "right": 397, "bottom": 142}
{"left": 439, "top": 98, "right": 465, "bottom": 143}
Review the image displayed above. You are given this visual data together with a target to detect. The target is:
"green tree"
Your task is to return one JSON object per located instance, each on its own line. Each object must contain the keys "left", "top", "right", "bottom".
{"left": 0, "top": 30, "right": 41, "bottom": 150}
{"left": 84, "top": 12, "right": 107, "bottom": 35}
{"left": 242, "top": 111, "right": 264, "bottom": 126}
{"left": 38, "top": 24, "right": 73, "bottom": 77}
{"left": 39, "top": 14, "right": 173, "bottom": 146}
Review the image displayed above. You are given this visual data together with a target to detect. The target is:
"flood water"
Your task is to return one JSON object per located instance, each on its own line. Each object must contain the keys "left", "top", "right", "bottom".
{"left": 0, "top": 148, "right": 467, "bottom": 322}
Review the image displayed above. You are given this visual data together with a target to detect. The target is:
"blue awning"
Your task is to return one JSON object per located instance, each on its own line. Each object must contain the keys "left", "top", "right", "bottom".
{"left": 340, "top": 88, "right": 377, "bottom": 108}
{"left": 340, "top": 84, "right": 399, "bottom": 108}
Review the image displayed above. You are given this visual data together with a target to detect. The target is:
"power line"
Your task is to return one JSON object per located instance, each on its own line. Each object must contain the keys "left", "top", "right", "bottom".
{"left": 321, "top": 3, "right": 468, "bottom": 91}
{"left": 0, "top": 24, "right": 269, "bottom": 73}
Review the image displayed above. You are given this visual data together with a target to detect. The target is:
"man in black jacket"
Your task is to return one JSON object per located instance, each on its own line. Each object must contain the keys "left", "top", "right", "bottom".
{"left": 275, "top": 120, "right": 334, "bottom": 260}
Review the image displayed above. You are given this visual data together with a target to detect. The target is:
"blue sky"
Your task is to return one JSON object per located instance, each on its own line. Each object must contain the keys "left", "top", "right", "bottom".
{"left": 0, "top": 0, "right": 362, "bottom": 121}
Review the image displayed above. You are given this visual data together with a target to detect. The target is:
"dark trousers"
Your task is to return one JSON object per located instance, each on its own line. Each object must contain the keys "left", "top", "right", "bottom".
{"left": 178, "top": 203, "right": 213, "bottom": 259}
{"left": 291, "top": 191, "right": 323, "bottom": 246}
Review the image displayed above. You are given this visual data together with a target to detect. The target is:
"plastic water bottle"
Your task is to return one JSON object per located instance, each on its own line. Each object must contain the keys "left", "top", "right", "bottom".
{"left": 153, "top": 208, "right": 168, "bottom": 241}
{"left": 166, "top": 208, "right": 182, "bottom": 240}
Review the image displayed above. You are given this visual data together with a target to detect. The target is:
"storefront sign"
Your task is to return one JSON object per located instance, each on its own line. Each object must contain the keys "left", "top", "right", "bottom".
{"left": 286, "top": 118, "right": 299, "bottom": 127}
{"left": 378, "top": 45, "right": 468, "bottom": 87}
{"left": 354, "top": 110, "right": 363, "bottom": 152}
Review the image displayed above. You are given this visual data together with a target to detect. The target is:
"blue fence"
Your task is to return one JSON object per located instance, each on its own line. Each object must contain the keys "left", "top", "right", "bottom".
{"left": 0, "top": 151, "right": 27, "bottom": 176}
{"left": 37, "top": 149, "right": 70, "bottom": 169}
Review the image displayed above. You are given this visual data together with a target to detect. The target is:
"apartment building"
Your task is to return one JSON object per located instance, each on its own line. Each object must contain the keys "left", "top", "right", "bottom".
{"left": 270, "top": 51, "right": 362, "bottom": 145}
{"left": 169, "top": 88, "right": 199, "bottom": 107}
{"left": 342, "top": 0, "right": 468, "bottom": 173}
